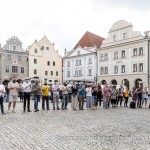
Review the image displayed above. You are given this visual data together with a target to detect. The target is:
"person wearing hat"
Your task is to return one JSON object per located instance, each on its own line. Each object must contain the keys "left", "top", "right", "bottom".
{"left": 22, "top": 77, "right": 32, "bottom": 112}
{"left": 7, "top": 77, "right": 20, "bottom": 113}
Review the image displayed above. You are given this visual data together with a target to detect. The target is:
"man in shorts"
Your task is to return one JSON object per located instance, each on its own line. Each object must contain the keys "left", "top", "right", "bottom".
{"left": 7, "top": 77, "right": 19, "bottom": 113}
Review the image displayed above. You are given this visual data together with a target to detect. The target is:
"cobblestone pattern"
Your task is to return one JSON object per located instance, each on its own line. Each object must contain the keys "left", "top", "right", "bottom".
{"left": 0, "top": 99, "right": 150, "bottom": 150}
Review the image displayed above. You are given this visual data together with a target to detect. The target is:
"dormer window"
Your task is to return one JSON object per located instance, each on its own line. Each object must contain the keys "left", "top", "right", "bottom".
{"left": 113, "top": 35, "right": 116, "bottom": 41}
{"left": 41, "top": 46, "right": 44, "bottom": 50}
{"left": 77, "top": 51, "right": 80, "bottom": 55}
{"left": 34, "top": 48, "right": 37, "bottom": 53}
{"left": 123, "top": 33, "right": 127, "bottom": 39}
{"left": 13, "top": 46, "right": 16, "bottom": 51}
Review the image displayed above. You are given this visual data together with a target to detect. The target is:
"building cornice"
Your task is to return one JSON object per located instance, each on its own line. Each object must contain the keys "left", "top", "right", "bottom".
{"left": 98, "top": 38, "right": 148, "bottom": 51}
{"left": 63, "top": 52, "right": 96, "bottom": 60}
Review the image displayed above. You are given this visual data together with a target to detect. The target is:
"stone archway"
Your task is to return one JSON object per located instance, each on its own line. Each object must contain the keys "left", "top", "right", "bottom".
{"left": 135, "top": 78, "right": 142, "bottom": 88}
{"left": 121, "top": 79, "right": 129, "bottom": 89}
{"left": 111, "top": 79, "right": 117, "bottom": 85}
{"left": 101, "top": 80, "right": 106, "bottom": 85}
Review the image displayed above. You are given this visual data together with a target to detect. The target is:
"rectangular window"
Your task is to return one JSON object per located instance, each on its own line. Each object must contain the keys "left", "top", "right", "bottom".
{"left": 13, "top": 46, "right": 16, "bottom": 51}
{"left": 67, "top": 71, "right": 70, "bottom": 77}
{"left": 139, "top": 63, "right": 143, "bottom": 72}
{"left": 88, "top": 69, "right": 92, "bottom": 76}
{"left": 21, "top": 67, "right": 24, "bottom": 74}
{"left": 46, "top": 47, "right": 49, "bottom": 50}
{"left": 139, "top": 47, "right": 143, "bottom": 55}
{"left": 7, "top": 54, "right": 11, "bottom": 60}
{"left": 114, "top": 66, "right": 118, "bottom": 74}
{"left": 100, "top": 54, "right": 108, "bottom": 61}
{"left": 105, "top": 67, "right": 108, "bottom": 74}
{"left": 79, "top": 60, "right": 81, "bottom": 65}
{"left": 67, "top": 61, "right": 70, "bottom": 67}
{"left": 56, "top": 71, "right": 58, "bottom": 76}
{"left": 121, "top": 50, "right": 125, "bottom": 58}
{"left": 133, "top": 48, "right": 137, "bottom": 56}
{"left": 41, "top": 46, "right": 44, "bottom": 50}
{"left": 88, "top": 58, "right": 92, "bottom": 64}
{"left": 12, "top": 66, "right": 18, "bottom": 73}
{"left": 113, "top": 35, "right": 116, "bottom": 41}
{"left": 47, "top": 61, "right": 50, "bottom": 66}
{"left": 75, "top": 70, "right": 78, "bottom": 76}
{"left": 114, "top": 52, "right": 118, "bottom": 59}
{"left": 34, "top": 48, "right": 37, "bottom": 53}
{"left": 51, "top": 71, "right": 53, "bottom": 76}
{"left": 45, "top": 71, "right": 48, "bottom": 75}
{"left": 79, "top": 70, "right": 82, "bottom": 76}
{"left": 34, "top": 69, "right": 37, "bottom": 74}
{"left": 75, "top": 60, "right": 78, "bottom": 66}
{"left": 34, "top": 59, "right": 37, "bottom": 64}
{"left": 123, "top": 33, "right": 127, "bottom": 39}
{"left": 101, "top": 67, "right": 104, "bottom": 74}
{"left": 6, "top": 66, "right": 9, "bottom": 73}
{"left": 18, "top": 56, "right": 21, "bottom": 61}
{"left": 133, "top": 64, "right": 137, "bottom": 72}
{"left": 53, "top": 62, "right": 55, "bottom": 66}
{"left": 121, "top": 65, "right": 125, "bottom": 73}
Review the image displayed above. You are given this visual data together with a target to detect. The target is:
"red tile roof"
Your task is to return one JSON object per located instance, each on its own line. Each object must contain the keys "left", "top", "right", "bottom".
{"left": 74, "top": 31, "right": 104, "bottom": 49}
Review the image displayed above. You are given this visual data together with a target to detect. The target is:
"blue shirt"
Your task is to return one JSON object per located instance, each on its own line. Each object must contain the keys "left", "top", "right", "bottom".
{"left": 78, "top": 85, "right": 86, "bottom": 95}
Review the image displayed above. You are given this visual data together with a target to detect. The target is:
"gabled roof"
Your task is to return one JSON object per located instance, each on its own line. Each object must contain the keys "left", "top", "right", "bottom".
{"left": 74, "top": 31, "right": 104, "bottom": 49}
{"left": 6, "top": 36, "right": 22, "bottom": 44}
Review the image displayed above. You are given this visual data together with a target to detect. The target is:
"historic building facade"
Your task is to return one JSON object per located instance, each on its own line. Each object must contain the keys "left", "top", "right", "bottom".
{"left": 28, "top": 36, "right": 62, "bottom": 84}
{"left": 97, "top": 20, "right": 150, "bottom": 89}
{"left": 63, "top": 31, "right": 104, "bottom": 83}
{"left": 0, "top": 36, "right": 28, "bottom": 81}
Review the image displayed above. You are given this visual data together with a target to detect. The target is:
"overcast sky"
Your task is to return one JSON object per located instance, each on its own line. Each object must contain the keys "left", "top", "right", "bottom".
{"left": 0, "top": 0, "right": 150, "bottom": 56}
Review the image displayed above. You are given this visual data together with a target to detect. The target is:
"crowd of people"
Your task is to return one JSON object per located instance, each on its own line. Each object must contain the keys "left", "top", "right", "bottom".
{"left": 0, "top": 77, "right": 149, "bottom": 114}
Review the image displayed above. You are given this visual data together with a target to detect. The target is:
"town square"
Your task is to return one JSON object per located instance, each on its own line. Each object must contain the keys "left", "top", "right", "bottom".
{"left": 1, "top": 0, "right": 150, "bottom": 150}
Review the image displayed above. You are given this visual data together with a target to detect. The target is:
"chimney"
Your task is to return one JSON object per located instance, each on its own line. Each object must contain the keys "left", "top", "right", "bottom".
{"left": 64, "top": 48, "right": 66, "bottom": 53}
{"left": 35, "top": 39, "right": 37, "bottom": 42}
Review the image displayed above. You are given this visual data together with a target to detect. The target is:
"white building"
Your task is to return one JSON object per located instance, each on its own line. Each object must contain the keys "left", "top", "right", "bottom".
{"left": 64, "top": 46, "right": 97, "bottom": 83}
{"left": 63, "top": 31, "right": 104, "bottom": 83}
{"left": 97, "top": 20, "right": 150, "bottom": 90}
{"left": 28, "top": 36, "right": 62, "bottom": 84}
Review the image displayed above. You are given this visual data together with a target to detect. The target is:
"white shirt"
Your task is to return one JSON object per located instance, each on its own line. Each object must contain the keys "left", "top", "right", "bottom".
{"left": 52, "top": 84, "right": 59, "bottom": 94}
{"left": 0, "top": 84, "right": 5, "bottom": 97}
{"left": 86, "top": 87, "right": 92, "bottom": 96}
{"left": 22, "top": 81, "right": 32, "bottom": 92}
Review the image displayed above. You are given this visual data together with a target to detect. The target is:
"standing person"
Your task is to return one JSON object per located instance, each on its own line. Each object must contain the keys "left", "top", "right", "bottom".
{"left": 0, "top": 79, "right": 6, "bottom": 114}
{"left": 97, "top": 85, "right": 102, "bottom": 108}
{"left": 92, "top": 86, "right": 98, "bottom": 109}
{"left": 142, "top": 87, "right": 148, "bottom": 108}
{"left": 52, "top": 80, "right": 60, "bottom": 110}
{"left": 131, "top": 86, "right": 138, "bottom": 107}
{"left": 78, "top": 82, "right": 86, "bottom": 110}
{"left": 22, "top": 77, "right": 32, "bottom": 112}
{"left": 111, "top": 88, "right": 117, "bottom": 108}
{"left": 7, "top": 77, "right": 20, "bottom": 113}
{"left": 32, "top": 80, "right": 41, "bottom": 112}
{"left": 103, "top": 83, "right": 111, "bottom": 109}
{"left": 117, "top": 86, "right": 124, "bottom": 107}
{"left": 124, "top": 87, "right": 129, "bottom": 107}
{"left": 18, "top": 80, "right": 23, "bottom": 102}
{"left": 71, "top": 82, "right": 78, "bottom": 110}
{"left": 61, "top": 82, "right": 69, "bottom": 110}
{"left": 4, "top": 80, "right": 10, "bottom": 102}
{"left": 137, "top": 86, "right": 143, "bottom": 108}
{"left": 86, "top": 85, "right": 93, "bottom": 109}
{"left": 41, "top": 81, "right": 50, "bottom": 110}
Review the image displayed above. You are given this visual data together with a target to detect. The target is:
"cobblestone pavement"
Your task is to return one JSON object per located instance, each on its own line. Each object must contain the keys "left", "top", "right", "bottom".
{"left": 0, "top": 98, "right": 150, "bottom": 150}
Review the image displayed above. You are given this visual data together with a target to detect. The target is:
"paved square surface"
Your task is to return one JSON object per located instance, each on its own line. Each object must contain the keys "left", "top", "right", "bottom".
{"left": 0, "top": 98, "right": 150, "bottom": 150}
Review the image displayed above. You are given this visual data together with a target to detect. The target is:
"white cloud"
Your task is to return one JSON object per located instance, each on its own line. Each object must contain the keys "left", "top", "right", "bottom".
{"left": 0, "top": 0, "right": 150, "bottom": 56}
